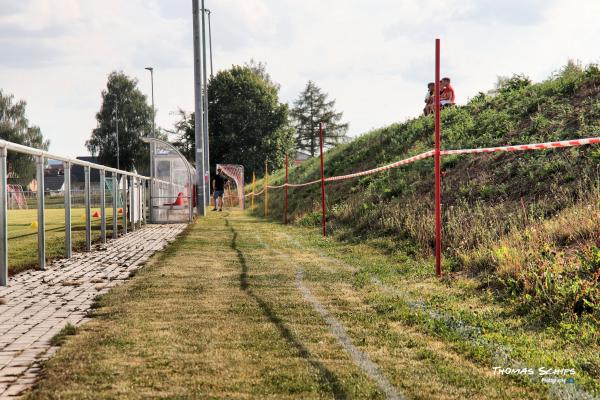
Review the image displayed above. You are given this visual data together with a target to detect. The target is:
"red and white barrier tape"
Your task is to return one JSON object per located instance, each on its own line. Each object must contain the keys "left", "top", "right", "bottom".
{"left": 245, "top": 188, "right": 266, "bottom": 197}
{"left": 243, "top": 136, "right": 600, "bottom": 196}
{"left": 325, "top": 150, "right": 434, "bottom": 182}
{"left": 441, "top": 137, "right": 600, "bottom": 156}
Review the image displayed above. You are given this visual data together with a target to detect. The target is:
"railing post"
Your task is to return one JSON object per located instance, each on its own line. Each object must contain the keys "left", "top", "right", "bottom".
{"left": 122, "top": 175, "right": 128, "bottom": 234}
{"left": 84, "top": 166, "right": 91, "bottom": 251}
{"left": 130, "top": 177, "right": 136, "bottom": 232}
{"left": 112, "top": 174, "right": 118, "bottom": 239}
{"left": 0, "top": 147, "right": 8, "bottom": 286}
{"left": 140, "top": 178, "right": 145, "bottom": 225}
{"left": 434, "top": 38, "right": 443, "bottom": 277}
{"left": 36, "top": 155, "right": 46, "bottom": 270}
{"left": 100, "top": 169, "right": 106, "bottom": 243}
{"left": 319, "top": 122, "right": 327, "bottom": 237}
{"left": 63, "top": 161, "right": 72, "bottom": 257}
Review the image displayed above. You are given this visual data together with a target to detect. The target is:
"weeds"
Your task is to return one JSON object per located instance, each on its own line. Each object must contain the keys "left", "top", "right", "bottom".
{"left": 50, "top": 323, "right": 78, "bottom": 347}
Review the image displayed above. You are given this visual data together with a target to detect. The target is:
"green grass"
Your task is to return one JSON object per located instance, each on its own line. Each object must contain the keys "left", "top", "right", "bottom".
{"left": 26, "top": 211, "right": 569, "bottom": 399}
{"left": 248, "top": 62, "right": 600, "bottom": 333}
{"left": 7, "top": 207, "right": 124, "bottom": 275}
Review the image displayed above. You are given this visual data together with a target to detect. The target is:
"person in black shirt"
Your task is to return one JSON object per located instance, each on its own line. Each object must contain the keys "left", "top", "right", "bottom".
{"left": 212, "top": 168, "right": 227, "bottom": 211}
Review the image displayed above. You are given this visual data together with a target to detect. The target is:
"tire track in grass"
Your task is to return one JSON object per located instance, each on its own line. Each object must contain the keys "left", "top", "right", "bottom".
{"left": 225, "top": 217, "right": 349, "bottom": 399}
{"left": 252, "top": 229, "right": 403, "bottom": 400}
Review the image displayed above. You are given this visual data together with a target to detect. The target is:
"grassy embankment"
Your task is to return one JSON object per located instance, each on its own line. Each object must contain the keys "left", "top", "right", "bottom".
{"left": 245, "top": 64, "right": 600, "bottom": 386}
{"left": 27, "top": 211, "right": 556, "bottom": 399}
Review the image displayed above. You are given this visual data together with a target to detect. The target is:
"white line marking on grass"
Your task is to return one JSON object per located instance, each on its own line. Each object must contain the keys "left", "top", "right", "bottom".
{"left": 296, "top": 269, "right": 403, "bottom": 400}
{"left": 254, "top": 232, "right": 403, "bottom": 400}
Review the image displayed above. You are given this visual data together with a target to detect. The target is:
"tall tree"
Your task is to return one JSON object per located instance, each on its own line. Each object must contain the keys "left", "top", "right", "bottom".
{"left": 291, "top": 81, "right": 349, "bottom": 157}
{"left": 0, "top": 90, "right": 49, "bottom": 186}
{"left": 86, "top": 71, "right": 153, "bottom": 173}
{"left": 169, "top": 108, "right": 195, "bottom": 162}
{"left": 207, "top": 64, "right": 294, "bottom": 179}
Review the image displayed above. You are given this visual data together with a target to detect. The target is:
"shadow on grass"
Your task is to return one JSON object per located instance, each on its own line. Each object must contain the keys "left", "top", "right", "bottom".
{"left": 225, "top": 217, "right": 348, "bottom": 400}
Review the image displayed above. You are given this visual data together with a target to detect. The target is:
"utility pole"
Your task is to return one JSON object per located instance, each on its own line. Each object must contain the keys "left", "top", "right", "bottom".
{"left": 201, "top": 0, "right": 211, "bottom": 208}
{"left": 192, "top": 0, "right": 206, "bottom": 215}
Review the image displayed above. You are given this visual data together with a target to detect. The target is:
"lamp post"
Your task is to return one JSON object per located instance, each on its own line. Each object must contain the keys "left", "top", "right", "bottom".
{"left": 145, "top": 66, "right": 156, "bottom": 222}
{"left": 112, "top": 102, "right": 120, "bottom": 170}
{"left": 144, "top": 67, "right": 155, "bottom": 137}
{"left": 204, "top": 8, "right": 213, "bottom": 78}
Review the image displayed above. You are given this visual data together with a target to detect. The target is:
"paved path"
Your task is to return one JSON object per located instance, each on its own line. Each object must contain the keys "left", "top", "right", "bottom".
{"left": 0, "top": 224, "right": 186, "bottom": 398}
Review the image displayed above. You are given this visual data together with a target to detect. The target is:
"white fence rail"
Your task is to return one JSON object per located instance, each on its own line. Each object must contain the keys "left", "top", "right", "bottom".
{"left": 0, "top": 139, "right": 175, "bottom": 286}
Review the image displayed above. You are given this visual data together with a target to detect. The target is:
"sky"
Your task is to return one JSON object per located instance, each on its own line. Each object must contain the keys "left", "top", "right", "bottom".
{"left": 1, "top": 0, "right": 600, "bottom": 158}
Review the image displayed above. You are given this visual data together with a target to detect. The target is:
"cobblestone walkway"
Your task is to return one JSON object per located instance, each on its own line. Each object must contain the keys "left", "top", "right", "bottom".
{"left": 0, "top": 224, "right": 187, "bottom": 398}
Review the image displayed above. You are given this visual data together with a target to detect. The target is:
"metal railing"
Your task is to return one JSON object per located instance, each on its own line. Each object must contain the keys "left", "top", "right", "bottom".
{"left": 0, "top": 138, "right": 173, "bottom": 286}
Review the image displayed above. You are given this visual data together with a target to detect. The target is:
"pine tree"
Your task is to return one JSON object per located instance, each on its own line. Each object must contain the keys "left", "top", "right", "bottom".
{"left": 291, "top": 81, "right": 349, "bottom": 157}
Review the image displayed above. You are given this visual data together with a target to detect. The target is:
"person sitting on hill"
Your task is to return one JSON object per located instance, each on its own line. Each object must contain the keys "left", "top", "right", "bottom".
{"left": 423, "top": 82, "right": 435, "bottom": 115}
{"left": 440, "top": 77, "right": 455, "bottom": 107}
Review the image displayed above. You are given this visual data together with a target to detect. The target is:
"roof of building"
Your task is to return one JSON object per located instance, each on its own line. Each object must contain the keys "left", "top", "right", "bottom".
{"left": 44, "top": 175, "right": 65, "bottom": 191}
{"left": 71, "top": 156, "right": 101, "bottom": 183}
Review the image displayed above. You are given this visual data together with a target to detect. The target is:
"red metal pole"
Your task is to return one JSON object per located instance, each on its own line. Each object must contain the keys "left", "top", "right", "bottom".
{"left": 284, "top": 154, "right": 288, "bottom": 225}
{"left": 319, "top": 122, "right": 327, "bottom": 237}
{"left": 434, "top": 38, "right": 442, "bottom": 277}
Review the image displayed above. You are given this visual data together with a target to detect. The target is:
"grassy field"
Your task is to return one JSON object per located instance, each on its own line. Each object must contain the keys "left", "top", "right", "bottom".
{"left": 7, "top": 207, "right": 123, "bottom": 275}
{"left": 26, "top": 210, "right": 597, "bottom": 399}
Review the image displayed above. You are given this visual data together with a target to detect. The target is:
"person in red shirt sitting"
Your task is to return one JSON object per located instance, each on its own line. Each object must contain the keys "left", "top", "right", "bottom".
{"left": 440, "top": 77, "right": 455, "bottom": 107}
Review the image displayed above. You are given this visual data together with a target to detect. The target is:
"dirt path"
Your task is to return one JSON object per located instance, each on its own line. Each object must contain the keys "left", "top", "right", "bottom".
{"left": 26, "top": 212, "right": 547, "bottom": 399}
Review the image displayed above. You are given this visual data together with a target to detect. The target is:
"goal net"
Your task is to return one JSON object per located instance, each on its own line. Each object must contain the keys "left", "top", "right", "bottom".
{"left": 7, "top": 185, "right": 28, "bottom": 210}
{"left": 215, "top": 164, "right": 245, "bottom": 210}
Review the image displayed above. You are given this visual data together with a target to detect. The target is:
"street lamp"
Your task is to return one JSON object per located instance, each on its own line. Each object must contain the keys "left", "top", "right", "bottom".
{"left": 145, "top": 66, "right": 156, "bottom": 221}
{"left": 112, "top": 105, "right": 120, "bottom": 170}
{"left": 145, "top": 67, "right": 155, "bottom": 137}
{"left": 204, "top": 8, "right": 213, "bottom": 78}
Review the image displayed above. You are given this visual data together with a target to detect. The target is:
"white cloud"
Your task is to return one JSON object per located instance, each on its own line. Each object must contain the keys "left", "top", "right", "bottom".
{"left": 1, "top": 0, "right": 599, "bottom": 159}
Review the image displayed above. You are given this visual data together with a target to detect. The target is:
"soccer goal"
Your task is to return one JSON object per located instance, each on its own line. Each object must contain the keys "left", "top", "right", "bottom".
{"left": 7, "top": 185, "right": 28, "bottom": 210}
{"left": 215, "top": 164, "right": 245, "bottom": 210}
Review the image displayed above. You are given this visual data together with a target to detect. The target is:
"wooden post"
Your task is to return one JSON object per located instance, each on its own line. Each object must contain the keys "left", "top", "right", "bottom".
{"left": 284, "top": 155, "right": 288, "bottom": 225}
{"left": 264, "top": 162, "right": 269, "bottom": 216}
{"left": 319, "top": 123, "right": 327, "bottom": 237}
{"left": 251, "top": 172, "right": 256, "bottom": 211}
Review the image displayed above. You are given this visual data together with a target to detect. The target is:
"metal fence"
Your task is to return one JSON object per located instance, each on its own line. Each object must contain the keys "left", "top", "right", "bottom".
{"left": 0, "top": 138, "right": 180, "bottom": 286}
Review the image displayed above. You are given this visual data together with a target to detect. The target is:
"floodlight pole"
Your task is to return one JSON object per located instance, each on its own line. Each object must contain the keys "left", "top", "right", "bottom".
{"left": 192, "top": 0, "right": 206, "bottom": 216}
{"left": 205, "top": 9, "right": 214, "bottom": 78}
{"left": 201, "top": 0, "right": 211, "bottom": 208}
